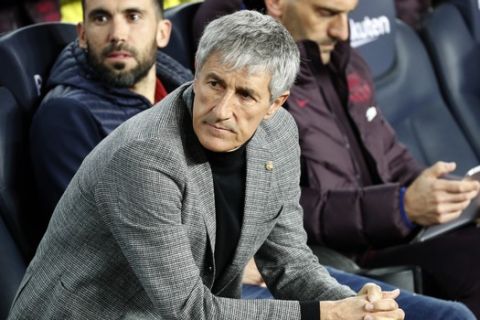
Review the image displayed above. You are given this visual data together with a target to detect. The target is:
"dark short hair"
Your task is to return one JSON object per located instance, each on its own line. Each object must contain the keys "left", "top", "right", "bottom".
{"left": 243, "top": 0, "right": 266, "bottom": 12}
{"left": 81, "top": 0, "right": 164, "bottom": 18}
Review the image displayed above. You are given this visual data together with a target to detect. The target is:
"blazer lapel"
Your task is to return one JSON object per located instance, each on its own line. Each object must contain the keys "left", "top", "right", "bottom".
{"left": 183, "top": 86, "right": 217, "bottom": 256}
{"left": 189, "top": 148, "right": 217, "bottom": 255}
{"left": 214, "top": 127, "right": 275, "bottom": 293}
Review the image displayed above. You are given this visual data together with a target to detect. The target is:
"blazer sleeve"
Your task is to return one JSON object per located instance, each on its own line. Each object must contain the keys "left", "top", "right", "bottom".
{"left": 95, "top": 138, "right": 306, "bottom": 320}
{"left": 253, "top": 127, "right": 355, "bottom": 302}
{"left": 255, "top": 182, "right": 356, "bottom": 302}
{"left": 30, "top": 97, "right": 102, "bottom": 219}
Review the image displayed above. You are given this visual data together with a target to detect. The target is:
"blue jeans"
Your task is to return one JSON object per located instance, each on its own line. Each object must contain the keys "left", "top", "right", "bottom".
{"left": 242, "top": 267, "right": 475, "bottom": 320}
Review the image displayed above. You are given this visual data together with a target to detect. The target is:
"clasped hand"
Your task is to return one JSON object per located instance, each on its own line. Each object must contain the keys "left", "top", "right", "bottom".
{"left": 320, "top": 283, "right": 404, "bottom": 320}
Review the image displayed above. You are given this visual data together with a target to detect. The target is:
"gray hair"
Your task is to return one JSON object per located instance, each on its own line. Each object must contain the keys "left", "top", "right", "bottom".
{"left": 195, "top": 10, "right": 300, "bottom": 100}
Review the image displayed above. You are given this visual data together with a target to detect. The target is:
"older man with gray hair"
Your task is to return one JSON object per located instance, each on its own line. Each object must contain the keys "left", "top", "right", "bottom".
{"left": 8, "top": 11, "right": 403, "bottom": 320}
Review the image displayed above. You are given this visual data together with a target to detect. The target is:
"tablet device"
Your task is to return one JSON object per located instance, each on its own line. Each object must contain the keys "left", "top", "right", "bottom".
{"left": 411, "top": 165, "right": 480, "bottom": 243}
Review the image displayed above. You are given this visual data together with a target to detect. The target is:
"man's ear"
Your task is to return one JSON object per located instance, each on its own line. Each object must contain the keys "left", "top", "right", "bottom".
{"left": 264, "top": 91, "right": 290, "bottom": 119}
{"left": 156, "top": 19, "right": 172, "bottom": 48}
{"left": 264, "top": 0, "right": 284, "bottom": 19}
{"left": 76, "top": 22, "right": 87, "bottom": 48}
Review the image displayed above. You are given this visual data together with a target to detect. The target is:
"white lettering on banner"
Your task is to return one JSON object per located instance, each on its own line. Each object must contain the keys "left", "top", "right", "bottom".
{"left": 349, "top": 15, "right": 391, "bottom": 48}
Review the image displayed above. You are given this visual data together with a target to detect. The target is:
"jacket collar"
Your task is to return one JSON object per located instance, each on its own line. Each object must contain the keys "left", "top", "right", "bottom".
{"left": 297, "top": 39, "right": 351, "bottom": 78}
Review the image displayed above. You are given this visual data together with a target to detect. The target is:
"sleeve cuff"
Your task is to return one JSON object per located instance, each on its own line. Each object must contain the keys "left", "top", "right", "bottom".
{"left": 300, "top": 301, "right": 320, "bottom": 320}
{"left": 399, "top": 187, "right": 416, "bottom": 230}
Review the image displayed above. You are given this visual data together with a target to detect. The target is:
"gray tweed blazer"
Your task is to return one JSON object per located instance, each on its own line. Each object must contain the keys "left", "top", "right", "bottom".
{"left": 8, "top": 83, "right": 353, "bottom": 320}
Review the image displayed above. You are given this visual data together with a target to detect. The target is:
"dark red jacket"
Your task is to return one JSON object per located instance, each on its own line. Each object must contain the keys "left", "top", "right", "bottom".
{"left": 288, "top": 41, "right": 423, "bottom": 253}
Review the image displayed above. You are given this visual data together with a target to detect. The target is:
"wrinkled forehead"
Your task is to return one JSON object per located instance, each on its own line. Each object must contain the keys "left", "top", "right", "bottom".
{"left": 201, "top": 52, "right": 271, "bottom": 81}
{"left": 198, "top": 52, "right": 273, "bottom": 97}
{"left": 200, "top": 50, "right": 270, "bottom": 76}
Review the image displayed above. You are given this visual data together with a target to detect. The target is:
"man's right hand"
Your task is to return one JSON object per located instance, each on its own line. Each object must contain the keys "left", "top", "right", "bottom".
{"left": 404, "top": 161, "right": 480, "bottom": 226}
{"left": 242, "top": 258, "right": 266, "bottom": 287}
{"left": 319, "top": 283, "right": 404, "bottom": 320}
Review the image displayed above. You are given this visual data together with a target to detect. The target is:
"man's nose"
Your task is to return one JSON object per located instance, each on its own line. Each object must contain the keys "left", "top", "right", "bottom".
{"left": 213, "top": 91, "right": 235, "bottom": 120}
{"left": 109, "top": 16, "right": 129, "bottom": 43}
{"left": 329, "top": 13, "right": 349, "bottom": 41}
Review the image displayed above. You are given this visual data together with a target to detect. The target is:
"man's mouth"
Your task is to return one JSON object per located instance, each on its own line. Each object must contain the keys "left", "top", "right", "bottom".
{"left": 106, "top": 51, "right": 133, "bottom": 59}
{"left": 207, "top": 123, "right": 234, "bottom": 133}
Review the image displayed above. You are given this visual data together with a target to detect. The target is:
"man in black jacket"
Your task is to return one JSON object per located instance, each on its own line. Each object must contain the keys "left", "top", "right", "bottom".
{"left": 30, "top": 0, "right": 192, "bottom": 234}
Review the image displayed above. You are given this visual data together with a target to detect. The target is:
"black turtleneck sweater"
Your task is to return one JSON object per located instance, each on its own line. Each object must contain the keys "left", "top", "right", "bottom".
{"left": 205, "top": 144, "right": 247, "bottom": 281}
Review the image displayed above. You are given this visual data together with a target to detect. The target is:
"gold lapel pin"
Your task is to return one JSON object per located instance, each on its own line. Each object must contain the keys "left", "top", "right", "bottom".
{"left": 265, "top": 161, "right": 274, "bottom": 171}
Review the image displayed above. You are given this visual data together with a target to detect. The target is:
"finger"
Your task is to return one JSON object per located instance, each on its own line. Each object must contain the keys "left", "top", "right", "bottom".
{"left": 435, "top": 179, "right": 480, "bottom": 194}
{"left": 360, "top": 283, "right": 383, "bottom": 303}
{"left": 437, "top": 201, "right": 470, "bottom": 215}
{"left": 467, "top": 189, "right": 480, "bottom": 199}
{"left": 371, "top": 298, "right": 399, "bottom": 312}
{"left": 358, "top": 282, "right": 379, "bottom": 295}
{"left": 364, "top": 315, "right": 399, "bottom": 320}
{"left": 425, "top": 162, "right": 456, "bottom": 178}
{"left": 431, "top": 190, "right": 478, "bottom": 204}
{"left": 382, "top": 289, "right": 400, "bottom": 300}
{"left": 368, "top": 308, "right": 405, "bottom": 320}
{"left": 462, "top": 177, "right": 480, "bottom": 191}
{"left": 436, "top": 211, "right": 463, "bottom": 224}
{"left": 423, "top": 209, "right": 463, "bottom": 225}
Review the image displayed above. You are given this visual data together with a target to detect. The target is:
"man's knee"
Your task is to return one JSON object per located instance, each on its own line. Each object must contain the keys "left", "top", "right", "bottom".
{"left": 437, "top": 301, "right": 476, "bottom": 320}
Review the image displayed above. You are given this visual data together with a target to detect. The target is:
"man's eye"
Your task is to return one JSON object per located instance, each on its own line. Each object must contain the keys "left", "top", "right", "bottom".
{"left": 93, "top": 15, "right": 108, "bottom": 24}
{"left": 208, "top": 80, "right": 219, "bottom": 87}
{"left": 317, "top": 9, "right": 335, "bottom": 17}
{"left": 239, "top": 92, "right": 256, "bottom": 103}
{"left": 240, "top": 93, "right": 251, "bottom": 100}
{"left": 128, "top": 13, "right": 141, "bottom": 21}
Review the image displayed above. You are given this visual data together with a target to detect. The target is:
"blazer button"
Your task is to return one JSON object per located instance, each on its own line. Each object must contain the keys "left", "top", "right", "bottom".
{"left": 208, "top": 266, "right": 213, "bottom": 273}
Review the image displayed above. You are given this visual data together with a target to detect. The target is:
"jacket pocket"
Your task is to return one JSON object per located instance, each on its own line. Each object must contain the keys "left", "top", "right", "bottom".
{"left": 50, "top": 274, "right": 130, "bottom": 319}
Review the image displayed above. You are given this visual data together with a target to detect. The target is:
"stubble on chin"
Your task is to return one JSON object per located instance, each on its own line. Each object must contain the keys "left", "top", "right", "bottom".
{"left": 85, "top": 41, "right": 157, "bottom": 88}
